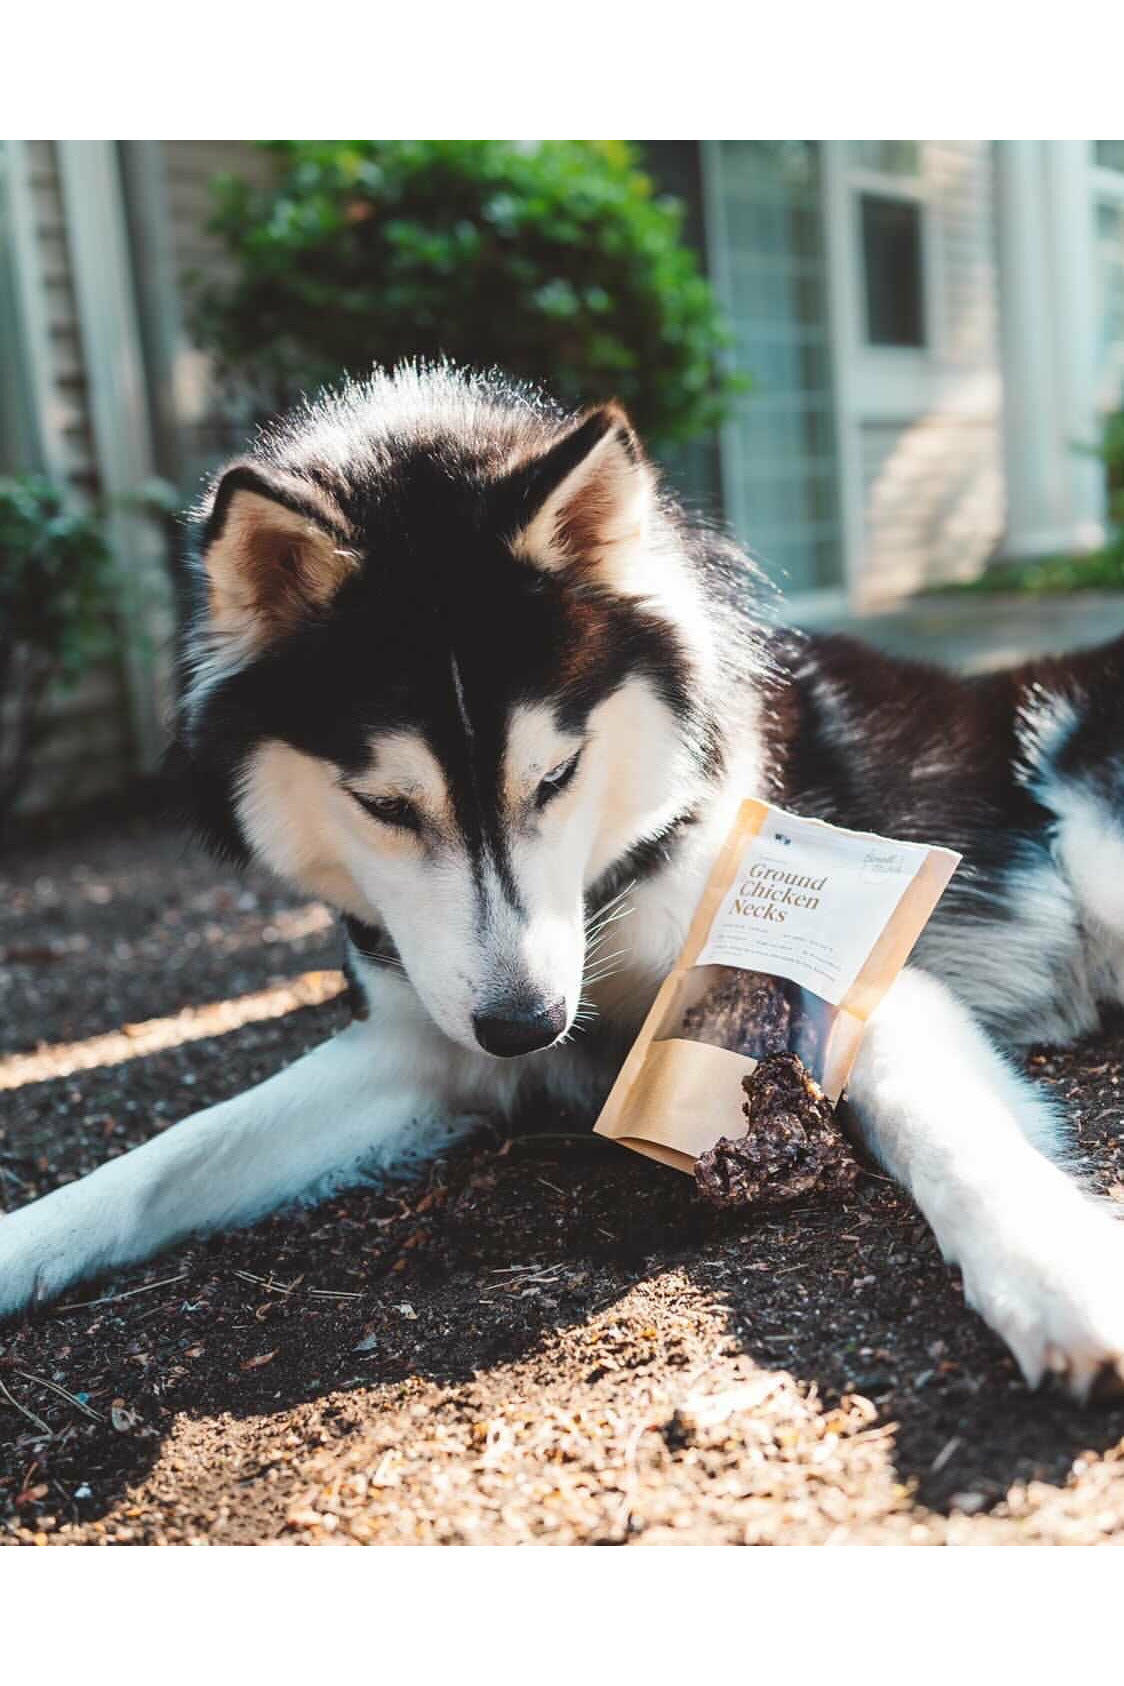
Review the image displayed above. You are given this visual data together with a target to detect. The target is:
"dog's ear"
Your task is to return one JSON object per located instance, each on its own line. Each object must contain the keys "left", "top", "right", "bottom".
{"left": 502, "top": 404, "right": 655, "bottom": 584}
{"left": 199, "top": 465, "right": 359, "bottom": 650}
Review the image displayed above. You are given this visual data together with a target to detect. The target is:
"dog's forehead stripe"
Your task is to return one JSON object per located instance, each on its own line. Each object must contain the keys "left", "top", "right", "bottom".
{"left": 449, "top": 651, "right": 476, "bottom": 745}
{"left": 440, "top": 647, "right": 528, "bottom": 919}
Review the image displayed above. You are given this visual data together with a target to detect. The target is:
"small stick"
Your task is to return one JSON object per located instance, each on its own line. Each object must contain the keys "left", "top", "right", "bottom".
{"left": 55, "top": 1271, "right": 189, "bottom": 1313}
{"left": 234, "top": 1270, "right": 297, "bottom": 1295}
{"left": 0, "top": 1376, "right": 51, "bottom": 1436}
{"left": 234, "top": 1270, "right": 360, "bottom": 1301}
{"left": 14, "top": 1370, "right": 104, "bottom": 1423}
{"left": 930, "top": 1434, "right": 962, "bottom": 1474}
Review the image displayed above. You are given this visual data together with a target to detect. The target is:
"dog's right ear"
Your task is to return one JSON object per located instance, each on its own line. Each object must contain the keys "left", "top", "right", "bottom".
{"left": 199, "top": 465, "right": 359, "bottom": 651}
{"left": 498, "top": 403, "right": 656, "bottom": 585}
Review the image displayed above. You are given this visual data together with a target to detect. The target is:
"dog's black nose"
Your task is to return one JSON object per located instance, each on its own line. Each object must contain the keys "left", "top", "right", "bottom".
{"left": 472, "top": 998, "right": 567, "bottom": 1057}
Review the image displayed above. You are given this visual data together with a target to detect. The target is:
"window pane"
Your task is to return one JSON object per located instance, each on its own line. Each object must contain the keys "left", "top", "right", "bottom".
{"left": 851, "top": 141, "right": 921, "bottom": 177}
{"left": 712, "top": 140, "right": 843, "bottom": 591}
{"left": 861, "top": 192, "right": 925, "bottom": 347}
{"left": 1096, "top": 141, "right": 1124, "bottom": 173}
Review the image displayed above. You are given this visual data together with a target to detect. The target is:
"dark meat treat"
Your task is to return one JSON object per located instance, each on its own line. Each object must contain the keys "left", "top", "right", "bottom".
{"left": 679, "top": 968, "right": 792, "bottom": 1059}
{"left": 694, "top": 1051, "right": 859, "bottom": 1210}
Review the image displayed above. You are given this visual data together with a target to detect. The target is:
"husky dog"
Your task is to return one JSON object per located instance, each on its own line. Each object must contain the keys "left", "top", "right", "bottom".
{"left": 3, "top": 365, "right": 1124, "bottom": 1400}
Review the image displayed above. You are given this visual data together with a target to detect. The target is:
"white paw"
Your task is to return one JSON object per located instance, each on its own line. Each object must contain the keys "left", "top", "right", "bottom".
{"left": 962, "top": 1209, "right": 1124, "bottom": 1402}
{"left": 0, "top": 1183, "right": 109, "bottom": 1321}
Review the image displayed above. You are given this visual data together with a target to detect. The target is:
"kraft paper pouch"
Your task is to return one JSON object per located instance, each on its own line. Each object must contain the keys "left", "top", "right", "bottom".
{"left": 594, "top": 799, "right": 960, "bottom": 1175}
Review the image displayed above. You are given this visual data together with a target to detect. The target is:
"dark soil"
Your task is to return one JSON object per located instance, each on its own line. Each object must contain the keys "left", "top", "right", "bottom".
{"left": 3, "top": 808, "right": 1124, "bottom": 1545}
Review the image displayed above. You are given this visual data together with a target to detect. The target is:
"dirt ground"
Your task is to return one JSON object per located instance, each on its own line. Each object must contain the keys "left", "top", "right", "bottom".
{"left": 3, "top": 806, "right": 1124, "bottom": 1546}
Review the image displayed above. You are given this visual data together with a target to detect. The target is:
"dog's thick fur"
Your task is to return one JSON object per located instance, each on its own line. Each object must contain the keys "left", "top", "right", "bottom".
{"left": 3, "top": 364, "right": 1124, "bottom": 1399}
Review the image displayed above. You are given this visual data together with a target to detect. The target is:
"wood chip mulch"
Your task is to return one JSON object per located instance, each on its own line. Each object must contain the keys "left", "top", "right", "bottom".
{"left": 3, "top": 807, "right": 1124, "bottom": 1545}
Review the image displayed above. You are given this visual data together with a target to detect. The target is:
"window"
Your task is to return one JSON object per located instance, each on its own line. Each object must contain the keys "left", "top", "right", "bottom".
{"left": 700, "top": 140, "right": 844, "bottom": 592}
{"left": 860, "top": 192, "right": 925, "bottom": 347}
{"left": 846, "top": 141, "right": 929, "bottom": 352}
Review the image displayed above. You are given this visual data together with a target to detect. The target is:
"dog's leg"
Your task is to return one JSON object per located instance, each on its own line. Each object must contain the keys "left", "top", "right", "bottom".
{"left": 0, "top": 990, "right": 499, "bottom": 1320}
{"left": 847, "top": 967, "right": 1124, "bottom": 1400}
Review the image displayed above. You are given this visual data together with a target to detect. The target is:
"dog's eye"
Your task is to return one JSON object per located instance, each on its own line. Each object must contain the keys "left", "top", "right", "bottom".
{"left": 349, "top": 791, "right": 421, "bottom": 832}
{"left": 535, "top": 750, "right": 582, "bottom": 811}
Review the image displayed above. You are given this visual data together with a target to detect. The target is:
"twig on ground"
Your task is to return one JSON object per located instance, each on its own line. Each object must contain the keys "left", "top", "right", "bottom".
{"left": 234, "top": 1269, "right": 361, "bottom": 1302}
{"left": 14, "top": 1369, "right": 103, "bottom": 1423}
{"left": 234, "top": 1270, "right": 300, "bottom": 1296}
{"left": 0, "top": 1377, "right": 51, "bottom": 1436}
{"left": 55, "top": 1272, "right": 190, "bottom": 1313}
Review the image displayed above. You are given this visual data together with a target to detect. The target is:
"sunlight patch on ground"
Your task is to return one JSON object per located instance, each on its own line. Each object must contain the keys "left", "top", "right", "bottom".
{"left": 0, "top": 970, "right": 346, "bottom": 1091}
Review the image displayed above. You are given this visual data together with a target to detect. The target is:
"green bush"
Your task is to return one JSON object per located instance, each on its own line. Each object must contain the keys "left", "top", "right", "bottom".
{"left": 191, "top": 140, "right": 741, "bottom": 446}
{"left": 0, "top": 476, "right": 115, "bottom": 818}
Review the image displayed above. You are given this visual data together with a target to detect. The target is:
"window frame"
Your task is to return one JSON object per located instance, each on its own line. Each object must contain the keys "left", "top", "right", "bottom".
{"left": 843, "top": 151, "right": 943, "bottom": 418}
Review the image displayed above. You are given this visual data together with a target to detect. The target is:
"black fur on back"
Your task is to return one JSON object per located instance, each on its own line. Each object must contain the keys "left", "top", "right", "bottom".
{"left": 761, "top": 627, "right": 1124, "bottom": 971}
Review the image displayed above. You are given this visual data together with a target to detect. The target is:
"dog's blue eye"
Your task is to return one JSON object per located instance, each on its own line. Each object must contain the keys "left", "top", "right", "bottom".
{"left": 535, "top": 751, "right": 581, "bottom": 810}
{"left": 350, "top": 791, "right": 421, "bottom": 832}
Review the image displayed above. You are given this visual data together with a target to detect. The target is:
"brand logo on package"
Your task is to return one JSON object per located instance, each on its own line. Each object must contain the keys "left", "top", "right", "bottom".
{"left": 862, "top": 846, "right": 911, "bottom": 882}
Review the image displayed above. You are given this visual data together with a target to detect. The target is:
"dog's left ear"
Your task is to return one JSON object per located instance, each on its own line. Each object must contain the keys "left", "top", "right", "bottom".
{"left": 502, "top": 403, "right": 655, "bottom": 584}
{"left": 199, "top": 464, "right": 359, "bottom": 651}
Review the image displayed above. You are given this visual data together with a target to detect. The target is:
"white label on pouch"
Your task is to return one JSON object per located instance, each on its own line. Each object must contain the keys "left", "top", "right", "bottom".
{"left": 695, "top": 806, "right": 926, "bottom": 1006}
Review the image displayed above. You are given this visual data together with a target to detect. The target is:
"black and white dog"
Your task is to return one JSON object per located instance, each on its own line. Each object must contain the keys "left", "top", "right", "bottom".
{"left": 3, "top": 364, "right": 1124, "bottom": 1399}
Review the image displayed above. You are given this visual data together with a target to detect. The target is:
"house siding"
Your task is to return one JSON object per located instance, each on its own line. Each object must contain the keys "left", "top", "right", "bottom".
{"left": 860, "top": 415, "right": 1003, "bottom": 595}
{"left": 7, "top": 141, "right": 133, "bottom": 815}
{"left": 23, "top": 140, "right": 98, "bottom": 498}
{"left": 7, "top": 141, "right": 268, "bottom": 816}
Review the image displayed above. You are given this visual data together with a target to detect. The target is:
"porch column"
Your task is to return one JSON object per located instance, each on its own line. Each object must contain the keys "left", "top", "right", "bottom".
{"left": 995, "top": 140, "right": 1106, "bottom": 558}
{"left": 995, "top": 141, "right": 1065, "bottom": 556}
{"left": 1044, "top": 140, "right": 1107, "bottom": 545}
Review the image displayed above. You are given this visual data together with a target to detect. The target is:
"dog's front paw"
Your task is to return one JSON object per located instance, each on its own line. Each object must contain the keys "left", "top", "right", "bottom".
{"left": 0, "top": 1188, "right": 101, "bottom": 1321}
{"left": 962, "top": 1209, "right": 1124, "bottom": 1402}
